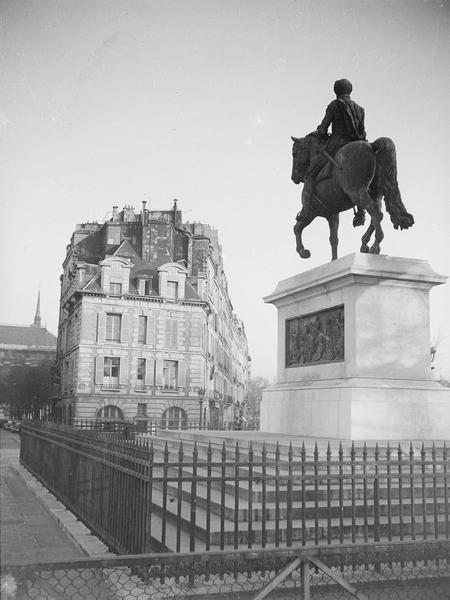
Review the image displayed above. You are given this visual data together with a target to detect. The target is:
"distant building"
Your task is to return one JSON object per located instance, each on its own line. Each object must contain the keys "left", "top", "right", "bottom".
{"left": 56, "top": 202, "right": 250, "bottom": 428}
{"left": 0, "top": 294, "right": 57, "bottom": 370}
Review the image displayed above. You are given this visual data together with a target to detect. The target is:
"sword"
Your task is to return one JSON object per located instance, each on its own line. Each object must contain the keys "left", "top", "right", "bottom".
{"left": 321, "top": 149, "right": 342, "bottom": 170}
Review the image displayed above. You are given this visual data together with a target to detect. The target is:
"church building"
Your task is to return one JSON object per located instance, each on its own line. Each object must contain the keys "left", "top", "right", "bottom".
{"left": 0, "top": 294, "right": 57, "bottom": 371}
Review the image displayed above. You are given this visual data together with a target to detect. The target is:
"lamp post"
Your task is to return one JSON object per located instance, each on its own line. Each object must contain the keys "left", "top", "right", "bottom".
{"left": 430, "top": 345, "right": 437, "bottom": 371}
{"left": 198, "top": 388, "right": 205, "bottom": 430}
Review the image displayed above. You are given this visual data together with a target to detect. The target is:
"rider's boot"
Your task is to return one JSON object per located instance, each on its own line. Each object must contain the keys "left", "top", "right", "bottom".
{"left": 298, "top": 176, "right": 314, "bottom": 218}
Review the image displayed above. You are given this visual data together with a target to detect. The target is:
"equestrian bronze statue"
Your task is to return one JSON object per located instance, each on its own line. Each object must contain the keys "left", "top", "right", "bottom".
{"left": 291, "top": 79, "right": 414, "bottom": 261}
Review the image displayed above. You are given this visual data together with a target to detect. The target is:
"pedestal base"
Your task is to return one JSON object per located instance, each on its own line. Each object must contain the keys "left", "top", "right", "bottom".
{"left": 262, "top": 378, "right": 450, "bottom": 440}
{"left": 261, "top": 253, "right": 450, "bottom": 441}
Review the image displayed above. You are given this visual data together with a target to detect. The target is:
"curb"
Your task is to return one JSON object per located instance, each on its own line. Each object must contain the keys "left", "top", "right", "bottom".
{"left": 11, "top": 455, "right": 114, "bottom": 559}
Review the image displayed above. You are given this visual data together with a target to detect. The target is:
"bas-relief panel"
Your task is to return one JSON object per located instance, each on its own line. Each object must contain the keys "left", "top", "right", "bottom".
{"left": 286, "top": 306, "right": 344, "bottom": 367}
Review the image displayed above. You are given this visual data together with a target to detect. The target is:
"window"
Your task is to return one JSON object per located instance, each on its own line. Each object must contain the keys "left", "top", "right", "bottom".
{"left": 163, "top": 360, "right": 178, "bottom": 390}
{"left": 166, "top": 281, "right": 178, "bottom": 300}
{"left": 161, "top": 407, "right": 187, "bottom": 430}
{"left": 97, "top": 405, "right": 124, "bottom": 420}
{"left": 137, "top": 403, "right": 147, "bottom": 417}
{"left": 138, "top": 316, "right": 147, "bottom": 343}
{"left": 110, "top": 282, "right": 122, "bottom": 296}
{"left": 165, "top": 319, "right": 178, "bottom": 347}
{"left": 106, "top": 314, "right": 121, "bottom": 342}
{"left": 137, "top": 358, "right": 146, "bottom": 389}
{"left": 144, "top": 279, "right": 153, "bottom": 295}
{"left": 103, "top": 357, "right": 120, "bottom": 388}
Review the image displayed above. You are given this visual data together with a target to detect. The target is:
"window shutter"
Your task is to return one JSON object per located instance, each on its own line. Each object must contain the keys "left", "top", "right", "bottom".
{"left": 155, "top": 360, "right": 164, "bottom": 387}
{"left": 165, "top": 319, "right": 171, "bottom": 346}
{"left": 94, "top": 356, "right": 104, "bottom": 384}
{"left": 178, "top": 360, "right": 187, "bottom": 389}
{"left": 97, "top": 312, "right": 106, "bottom": 342}
{"left": 119, "top": 357, "right": 128, "bottom": 386}
{"left": 145, "top": 358, "right": 155, "bottom": 386}
{"left": 147, "top": 314, "right": 157, "bottom": 345}
{"left": 121, "top": 313, "right": 130, "bottom": 343}
{"left": 171, "top": 320, "right": 178, "bottom": 347}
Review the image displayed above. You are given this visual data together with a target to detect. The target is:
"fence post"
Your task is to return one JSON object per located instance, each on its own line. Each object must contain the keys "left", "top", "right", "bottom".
{"left": 275, "top": 442, "right": 280, "bottom": 548}
{"left": 409, "top": 443, "right": 416, "bottom": 541}
{"left": 176, "top": 441, "right": 184, "bottom": 552}
{"left": 248, "top": 441, "right": 254, "bottom": 548}
{"left": 326, "top": 442, "right": 332, "bottom": 545}
{"left": 301, "top": 559, "right": 310, "bottom": 600}
{"left": 374, "top": 443, "right": 380, "bottom": 543}
{"left": 286, "top": 443, "right": 293, "bottom": 547}
{"left": 144, "top": 440, "right": 154, "bottom": 552}
{"left": 444, "top": 443, "right": 449, "bottom": 539}
{"left": 189, "top": 442, "right": 198, "bottom": 552}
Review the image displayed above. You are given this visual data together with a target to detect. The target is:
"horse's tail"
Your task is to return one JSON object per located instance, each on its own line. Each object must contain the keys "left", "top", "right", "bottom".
{"left": 371, "top": 137, "right": 414, "bottom": 230}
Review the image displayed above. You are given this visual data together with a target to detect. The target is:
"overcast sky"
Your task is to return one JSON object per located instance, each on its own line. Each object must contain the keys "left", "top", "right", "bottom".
{"left": 1, "top": 0, "right": 449, "bottom": 380}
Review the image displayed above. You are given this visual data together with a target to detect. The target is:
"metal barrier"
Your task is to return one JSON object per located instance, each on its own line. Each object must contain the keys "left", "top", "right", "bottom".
{"left": 2, "top": 541, "right": 449, "bottom": 599}
{"left": 20, "top": 422, "right": 449, "bottom": 556}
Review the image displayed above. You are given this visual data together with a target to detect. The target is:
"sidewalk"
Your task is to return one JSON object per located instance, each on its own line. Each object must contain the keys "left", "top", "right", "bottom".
{"left": 0, "top": 430, "right": 110, "bottom": 566}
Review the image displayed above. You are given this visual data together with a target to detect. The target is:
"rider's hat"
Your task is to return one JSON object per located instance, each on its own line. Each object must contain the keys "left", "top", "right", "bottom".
{"left": 333, "top": 79, "right": 353, "bottom": 96}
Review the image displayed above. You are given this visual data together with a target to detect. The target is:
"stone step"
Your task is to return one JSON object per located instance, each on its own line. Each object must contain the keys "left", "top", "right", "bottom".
{"left": 152, "top": 465, "right": 447, "bottom": 503}
{"left": 153, "top": 479, "right": 448, "bottom": 522}
{"left": 148, "top": 487, "right": 449, "bottom": 552}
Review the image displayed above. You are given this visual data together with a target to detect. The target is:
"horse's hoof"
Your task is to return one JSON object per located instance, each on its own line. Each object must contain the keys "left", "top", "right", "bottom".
{"left": 360, "top": 244, "right": 369, "bottom": 253}
{"left": 369, "top": 244, "right": 380, "bottom": 254}
{"left": 299, "top": 249, "right": 311, "bottom": 259}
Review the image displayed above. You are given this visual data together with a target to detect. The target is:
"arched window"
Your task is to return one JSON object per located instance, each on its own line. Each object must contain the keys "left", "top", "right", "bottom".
{"left": 97, "top": 405, "right": 124, "bottom": 421}
{"left": 161, "top": 407, "right": 187, "bottom": 430}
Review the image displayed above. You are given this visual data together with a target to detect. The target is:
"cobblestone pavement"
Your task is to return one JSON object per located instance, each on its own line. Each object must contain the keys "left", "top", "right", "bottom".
{"left": 0, "top": 429, "right": 86, "bottom": 565}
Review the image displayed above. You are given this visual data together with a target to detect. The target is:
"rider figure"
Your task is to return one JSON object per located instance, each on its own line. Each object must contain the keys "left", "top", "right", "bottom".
{"left": 302, "top": 79, "right": 366, "bottom": 214}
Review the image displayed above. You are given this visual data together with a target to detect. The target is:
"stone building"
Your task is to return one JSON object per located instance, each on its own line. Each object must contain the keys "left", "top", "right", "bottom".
{"left": 56, "top": 202, "right": 250, "bottom": 428}
{"left": 0, "top": 294, "right": 57, "bottom": 370}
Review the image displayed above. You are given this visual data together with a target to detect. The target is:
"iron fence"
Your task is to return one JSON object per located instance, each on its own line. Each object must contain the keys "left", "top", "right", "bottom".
{"left": 20, "top": 421, "right": 449, "bottom": 557}
{"left": 42, "top": 417, "right": 260, "bottom": 434}
{"left": 2, "top": 541, "right": 449, "bottom": 599}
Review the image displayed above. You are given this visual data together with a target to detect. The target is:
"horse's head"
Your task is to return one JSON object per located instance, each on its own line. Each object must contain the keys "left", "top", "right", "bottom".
{"left": 291, "top": 135, "right": 311, "bottom": 184}
{"left": 291, "top": 132, "right": 327, "bottom": 184}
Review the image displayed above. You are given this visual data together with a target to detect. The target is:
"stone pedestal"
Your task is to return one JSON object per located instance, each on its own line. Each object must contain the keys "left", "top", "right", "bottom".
{"left": 261, "top": 253, "right": 450, "bottom": 440}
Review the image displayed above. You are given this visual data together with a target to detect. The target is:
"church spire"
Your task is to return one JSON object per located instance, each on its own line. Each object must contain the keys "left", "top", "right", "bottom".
{"left": 33, "top": 291, "right": 41, "bottom": 327}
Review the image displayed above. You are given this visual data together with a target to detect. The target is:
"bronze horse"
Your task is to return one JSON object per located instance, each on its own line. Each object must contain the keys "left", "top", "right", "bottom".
{"left": 291, "top": 133, "right": 414, "bottom": 260}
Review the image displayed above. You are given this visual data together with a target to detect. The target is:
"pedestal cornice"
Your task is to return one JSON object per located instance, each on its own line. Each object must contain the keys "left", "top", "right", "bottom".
{"left": 264, "top": 253, "right": 447, "bottom": 306}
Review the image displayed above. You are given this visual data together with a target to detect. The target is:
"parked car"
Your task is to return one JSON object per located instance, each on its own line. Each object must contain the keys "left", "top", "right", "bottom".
{"left": 4, "top": 420, "right": 14, "bottom": 431}
{"left": 10, "top": 421, "right": 22, "bottom": 433}
{"left": 0, "top": 418, "right": 8, "bottom": 428}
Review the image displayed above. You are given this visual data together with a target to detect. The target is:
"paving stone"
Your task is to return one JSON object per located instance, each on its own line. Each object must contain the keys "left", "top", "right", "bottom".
{"left": 1, "top": 435, "right": 112, "bottom": 564}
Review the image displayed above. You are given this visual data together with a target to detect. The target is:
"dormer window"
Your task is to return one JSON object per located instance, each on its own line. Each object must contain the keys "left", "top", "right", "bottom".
{"left": 99, "top": 256, "right": 132, "bottom": 295}
{"left": 166, "top": 281, "right": 178, "bottom": 300}
{"left": 158, "top": 262, "right": 187, "bottom": 301}
{"left": 137, "top": 276, "right": 153, "bottom": 296}
{"left": 110, "top": 282, "right": 122, "bottom": 296}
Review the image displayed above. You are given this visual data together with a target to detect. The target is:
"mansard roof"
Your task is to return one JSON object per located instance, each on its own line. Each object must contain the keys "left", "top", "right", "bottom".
{"left": 0, "top": 324, "right": 57, "bottom": 349}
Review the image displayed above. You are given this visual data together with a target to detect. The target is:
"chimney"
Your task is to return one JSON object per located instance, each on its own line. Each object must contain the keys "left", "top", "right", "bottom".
{"left": 112, "top": 206, "right": 118, "bottom": 222}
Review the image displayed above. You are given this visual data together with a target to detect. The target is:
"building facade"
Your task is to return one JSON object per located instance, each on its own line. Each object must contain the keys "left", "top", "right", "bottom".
{"left": 56, "top": 202, "right": 250, "bottom": 428}
{"left": 0, "top": 294, "right": 57, "bottom": 371}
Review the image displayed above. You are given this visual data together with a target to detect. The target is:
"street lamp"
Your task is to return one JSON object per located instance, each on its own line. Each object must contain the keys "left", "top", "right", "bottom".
{"left": 430, "top": 345, "right": 437, "bottom": 370}
{"left": 198, "top": 388, "right": 205, "bottom": 430}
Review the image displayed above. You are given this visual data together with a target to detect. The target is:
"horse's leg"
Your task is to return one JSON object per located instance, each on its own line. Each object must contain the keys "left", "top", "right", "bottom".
{"left": 327, "top": 213, "right": 339, "bottom": 260}
{"left": 294, "top": 208, "right": 316, "bottom": 259}
{"left": 352, "top": 192, "right": 384, "bottom": 254}
{"left": 360, "top": 222, "right": 374, "bottom": 253}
